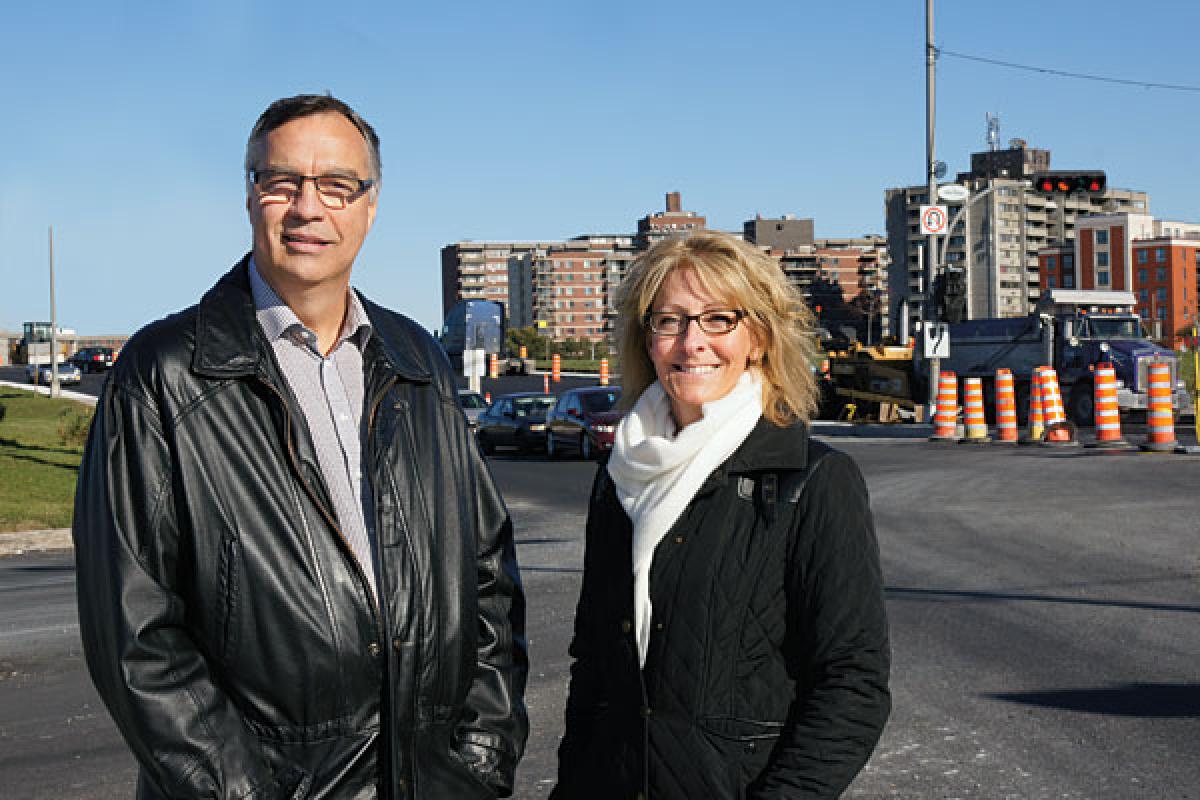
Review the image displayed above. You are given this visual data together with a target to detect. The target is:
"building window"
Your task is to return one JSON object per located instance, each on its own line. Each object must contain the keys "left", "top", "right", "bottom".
{"left": 1096, "top": 252, "right": 1109, "bottom": 267}
{"left": 1096, "top": 230, "right": 1109, "bottom": 245}
{"left": 1063, "top": 274, "right": 1075, "bottom": 288}
{"left": 1064, "top": 255, "right": 1074, "bottom": 269}
{"left": 1157, "top": 307, "right": 1167, "bottom": 321}
{"left": 1097, "top": 271, "right": 1110, "bottom": 287}
{"left": 1156, "top": 247, "right": 1167, "bottom": 262}
{"left": 1046, "top": 255, "right": 1057, "bottom": 270}
{"left": 1156, "top": 287, "right": 1167, "bottom": 302}
{"left": 1138, "top": 268, "right": 1148, "bottom": 284}
{"left": 1046, "top": 275, "right": 1057, "bottom": 288}
{"left": 1157, "top": 267, "right": 1167, "bottom": 281}
{"left": 1137, "top": 250, "right": 1148, "bottom": 264}
{"left": 1139, "top": 289, "right": 1149, "bottom": 302}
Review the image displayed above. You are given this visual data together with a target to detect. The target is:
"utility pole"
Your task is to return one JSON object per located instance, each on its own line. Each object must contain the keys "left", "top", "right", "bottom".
{"left": 48, "top": 226, "right": 61, "bottom": 399}
{"left": 924, "top": 0, "right": 940, "bottom": 418}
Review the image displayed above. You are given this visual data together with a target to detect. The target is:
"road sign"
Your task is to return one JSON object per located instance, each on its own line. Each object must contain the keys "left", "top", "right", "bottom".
{"left": 937, "top": 184, "right": 969, "bottom": 203}
{"left": 923, "top": 323, "right": 950, "bottom": 359}
{"left": 920, "top": 205, "right": 949, "bottom": 235}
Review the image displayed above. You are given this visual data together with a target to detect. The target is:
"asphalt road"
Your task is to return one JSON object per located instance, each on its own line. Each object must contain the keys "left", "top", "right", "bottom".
{"left": 2, "top": 438, "right": 1198, "bottom": 798}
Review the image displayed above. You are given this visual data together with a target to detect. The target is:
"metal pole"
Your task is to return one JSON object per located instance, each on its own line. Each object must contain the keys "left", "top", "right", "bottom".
{"left": 924, "top": 0, "right": 939, "bottom": 420}
{"left": 49, "top": 226, "right": 61, "bottom": 398}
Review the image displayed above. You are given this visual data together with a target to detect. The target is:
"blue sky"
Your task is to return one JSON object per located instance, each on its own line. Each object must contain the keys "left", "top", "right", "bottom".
{"left": 3, "top": 0, "right": 1198, "bottom": 335}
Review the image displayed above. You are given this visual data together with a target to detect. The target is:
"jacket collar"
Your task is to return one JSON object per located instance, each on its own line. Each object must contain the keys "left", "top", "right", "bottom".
{"left": 192, "top": 254, "right": 430, "bottom": 383}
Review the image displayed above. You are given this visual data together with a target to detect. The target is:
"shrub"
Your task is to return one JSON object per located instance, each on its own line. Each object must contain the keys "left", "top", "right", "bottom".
{"left": 58, "top": 406, "right": 94, "bottom": 449}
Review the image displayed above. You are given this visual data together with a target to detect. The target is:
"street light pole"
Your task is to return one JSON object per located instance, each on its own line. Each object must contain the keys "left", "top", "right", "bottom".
{"left": 48, "top": 226, "right": 61, "bottom": 399}
{"left": 924, "top": 0, "right": 939, "bottom": 419}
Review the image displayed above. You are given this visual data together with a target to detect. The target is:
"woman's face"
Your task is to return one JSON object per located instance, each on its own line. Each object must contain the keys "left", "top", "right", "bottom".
{"left": 646, "top": 268, "right": 762, "bottom": 428}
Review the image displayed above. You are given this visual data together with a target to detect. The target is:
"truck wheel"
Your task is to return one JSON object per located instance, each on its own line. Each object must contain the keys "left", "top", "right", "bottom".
{"left": 1067, "top": 385, "right": 1095, "bottom": 427}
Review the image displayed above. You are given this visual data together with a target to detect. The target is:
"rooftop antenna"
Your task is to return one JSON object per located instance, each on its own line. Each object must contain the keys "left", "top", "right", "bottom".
{"left": 986, "top": 113, "right": 1000, "bottom": 152}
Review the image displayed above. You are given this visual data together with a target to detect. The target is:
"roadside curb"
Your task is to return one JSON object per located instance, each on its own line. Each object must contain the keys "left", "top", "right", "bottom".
{"left": 812, "top": 421, "right": 935, "bottom": 439}
{"left": 0, "top": 528, "right": 73, "bottom": 556}
{"left": 0, "top": 380, "right": 98, "bottom": 407}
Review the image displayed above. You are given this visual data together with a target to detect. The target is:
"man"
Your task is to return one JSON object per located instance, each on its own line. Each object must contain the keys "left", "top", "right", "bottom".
{"left": 73, "top": 94, "right": 528, "bottom": 799}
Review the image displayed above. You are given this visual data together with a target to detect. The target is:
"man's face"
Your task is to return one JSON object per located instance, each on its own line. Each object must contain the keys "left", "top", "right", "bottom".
{"left": 247, "top": 112, "right": 378, "bottom": 293}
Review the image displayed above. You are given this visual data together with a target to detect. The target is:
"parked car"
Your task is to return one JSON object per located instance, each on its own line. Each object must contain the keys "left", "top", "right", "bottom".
{"left": 545, "top": 386, "right": 623, "bottom": 460}
{"left": 457, "top": 389, "right": 487, "bottom": 431}
{"left": 26, "top": 362, "right": 83, "bottom": 386}
{"left": 68, "top": 346, "right": 115, "bottom": 373}
{"left": 476, "top": 392, "right": 557, "bottom": 455}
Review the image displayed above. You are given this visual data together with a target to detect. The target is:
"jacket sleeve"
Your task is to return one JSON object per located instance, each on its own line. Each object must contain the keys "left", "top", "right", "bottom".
{"left": 73, "top": 378, "right": 308, "bottom": 800}
{"left": 549, "top": 469, "right": 615, "bottom": 799}
{"left": 749, "top": 452, "right": 891, "bottom": 799}
{"left": 454, "top": 404, "right": 530, "bottom": 797}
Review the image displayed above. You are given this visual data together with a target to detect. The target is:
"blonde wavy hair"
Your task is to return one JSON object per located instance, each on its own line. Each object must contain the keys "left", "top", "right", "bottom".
{"left": 615, "top": 230, "right": 820, "bottom": 426}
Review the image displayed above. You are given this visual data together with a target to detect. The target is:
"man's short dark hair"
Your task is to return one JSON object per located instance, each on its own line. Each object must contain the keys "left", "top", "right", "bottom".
{"left": 245, "top": 94, "right": 382, "bottom": 185}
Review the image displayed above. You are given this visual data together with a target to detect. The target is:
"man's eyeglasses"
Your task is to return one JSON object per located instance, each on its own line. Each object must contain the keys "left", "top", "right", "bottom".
{"left": 644, "top": 309, "right": 747, "bottom": 336}
{"left": 251, "top": 169, "right": 375, "bottom": 210}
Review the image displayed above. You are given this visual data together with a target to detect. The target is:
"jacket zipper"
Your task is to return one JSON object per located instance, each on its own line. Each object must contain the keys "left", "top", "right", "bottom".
{"left": 260, "top": 377, "right": 384, "bottom": 642}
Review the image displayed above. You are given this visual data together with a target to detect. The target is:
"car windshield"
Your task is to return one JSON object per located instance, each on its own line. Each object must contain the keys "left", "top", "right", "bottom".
{"left": 458, "top": 392, "right": 486, "bottom": 409}
{"left": 580, "top": 391, "right": 620, "bottom": 413}
{"left": 1083, "top": 316, "right": 1142, "bottom": 339}
{"left": 513, "top": 397, "right": 555, "bottom": 418}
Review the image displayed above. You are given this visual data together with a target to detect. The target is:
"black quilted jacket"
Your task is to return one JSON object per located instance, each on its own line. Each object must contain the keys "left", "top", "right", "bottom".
{"left": 552, "top": 420, "right": 889, "bottom": 799}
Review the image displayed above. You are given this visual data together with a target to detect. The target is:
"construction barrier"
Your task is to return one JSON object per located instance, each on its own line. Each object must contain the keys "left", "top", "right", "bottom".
{"left": 1087, "top": 362, "right": 1131, "bottom": 449}
{"left": 961, "top": 377, "right": 991, "bottom": 443}
{"left": 1020, "top": 368, "right": 1046, "bottom": 443}
{"left": 930, "top": 370, "right": 959, "bottom": 441}
{"left": 552, "top": 353, "right": 561, "bottom": 383}
{"left": 488, "top": 353, "right": 498, "bottom": 379}
{"left": 1039, "top": 366, "right": 1078, "bottom": 446}
{"left": 600, "top": 358, "right": 609, "bottom": 386}
{"left": 1141, "top": 361, "right": 1179, "bottom": 452}
{"left": 993, "top": 369, "right": 1018, "bottom": 444}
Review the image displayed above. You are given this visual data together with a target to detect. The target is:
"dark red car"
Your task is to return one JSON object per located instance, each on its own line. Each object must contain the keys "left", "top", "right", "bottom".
{"left": 545, "top": 386, "right": 623, "bottom": 461}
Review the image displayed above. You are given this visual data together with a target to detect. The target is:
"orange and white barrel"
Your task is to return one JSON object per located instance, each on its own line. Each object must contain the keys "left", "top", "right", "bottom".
{"left": 1089, "top": 362, "right": 1129, "bottom": 447}
{"left": 543, "top": 372, "right": 549, "bottom": 393}
{"left": 488, "top": 353, "right": 498, "bottom": 379}
{"left": 930, "top": 370, "right": 959, "bottom": 441}
{"left": 961, "top": 377, "right": 990, "bottom": 443}
{"left": 993, "top": 369, "right": 1018, "bottom": 444}
{"left": 519, "top": 345, "right": 528, "bottom": 359}
{"left": 600, "top": 358, "right": 609, "bottom": 386}
{"left": 1141, "top": 361, "right": 1179, "bottom": 452}
{"left": 1021, "top": 368, "right": 1047, "bottom": 444}
{"left": 552, "top": 353, "right": 561, "bottom": 383}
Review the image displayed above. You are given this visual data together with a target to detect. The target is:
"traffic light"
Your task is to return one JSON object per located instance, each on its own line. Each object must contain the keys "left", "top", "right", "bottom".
{"left": 1031, "top": 171, "right": 1107, "bottom": 195}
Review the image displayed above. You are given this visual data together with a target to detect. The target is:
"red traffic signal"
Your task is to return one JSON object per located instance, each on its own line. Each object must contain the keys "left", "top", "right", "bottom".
{"left": 1031, "top": 171, "right": 1107, "bottom": 195}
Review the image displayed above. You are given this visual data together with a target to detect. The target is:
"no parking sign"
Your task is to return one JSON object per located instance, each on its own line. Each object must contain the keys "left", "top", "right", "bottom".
{"left": 920, "top": 205, "right": 948, "bottom": 235}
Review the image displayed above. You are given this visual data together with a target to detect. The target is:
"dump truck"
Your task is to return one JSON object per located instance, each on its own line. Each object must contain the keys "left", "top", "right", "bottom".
{"left": 917, "top": 289, "right": 1191, "bottom": 424}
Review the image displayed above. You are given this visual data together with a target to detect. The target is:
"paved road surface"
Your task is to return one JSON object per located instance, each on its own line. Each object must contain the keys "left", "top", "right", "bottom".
{"left": 1, "top": 438, "right": 1198, "bottom": 798}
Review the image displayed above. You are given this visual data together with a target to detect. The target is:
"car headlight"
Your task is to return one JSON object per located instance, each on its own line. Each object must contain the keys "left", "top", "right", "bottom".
{"left": 592, "top": 424, "right": 615, "bottom": 434}
{"left": 528, "top": 423, "right": 546, "bottom": 432}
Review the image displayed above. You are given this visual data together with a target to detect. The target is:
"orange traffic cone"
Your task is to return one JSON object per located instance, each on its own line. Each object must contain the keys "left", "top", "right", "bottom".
{"left": 961, "top": 377, "right": 991, "bottom": 443}
{"left": 1086, "top": 362, "right": 1132, "bottom": 449}
{"left": 993, "top": 369, "right": 1018, "bottom": 444}
{"left": 600, "top": 357, "right": 610, "bottom": 386}
{"left": 552, "top": 353, "right": 562, "bottom": 383}
{"left": 543, "top": 372, "right": 549, "bottom": 393}
{"left": 1140, "top": 361, "right": 1179, "bottom": 452}
{"left": 484, "top": 391, "right": 492, "bottom": 404}
{"left": 1040, "top": 367, "right": 1078, "bottom": 447}
{"left": 1020, "top": 368, "right": 1046, "bottom": 444}
{"left": 930, "top": 370, "right": 960, "bottom": 442}
{"left": 488, "top": 353, "right": 499, "bottom": 379}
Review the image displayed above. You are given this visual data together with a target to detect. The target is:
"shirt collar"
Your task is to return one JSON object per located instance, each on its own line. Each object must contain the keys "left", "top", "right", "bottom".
{"left": 248, "top": 257, "right": 373, "bottom": 352}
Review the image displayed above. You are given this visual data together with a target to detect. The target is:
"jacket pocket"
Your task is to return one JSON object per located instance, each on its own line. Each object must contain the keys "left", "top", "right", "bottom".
{"left": 215, "top": 533, "right": 241, "bottom": 666}
{"left": 699, "top": 717, "right": 784, "bottom": 796}
{"left": 413, "top": 723, "right": 495, "bottom": 799}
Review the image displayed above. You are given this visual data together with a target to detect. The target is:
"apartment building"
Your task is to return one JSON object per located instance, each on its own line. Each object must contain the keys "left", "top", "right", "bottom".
{"left": 532, "top": 243, "right": 610, "bottom": 341}
{"left": 439, "top": 240, "right": 558, "bottom": 319}
{"left": 635, "top": 191, "right": 706, "bottom": 249}
{"left": 1040, "top": 214, "right": 1200, "bottom": 347}
{"left": 885, "top": 141, "right": 1149, "bottom": 332}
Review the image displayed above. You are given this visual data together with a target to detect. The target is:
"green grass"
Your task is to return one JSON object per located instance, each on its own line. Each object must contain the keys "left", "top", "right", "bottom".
{"left": 0, "top": 389, "right": 90, "bottom": 532}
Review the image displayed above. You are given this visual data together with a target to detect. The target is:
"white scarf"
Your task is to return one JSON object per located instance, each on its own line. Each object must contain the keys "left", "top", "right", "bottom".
{"left": 606, "top": 371, "right": 763, "bottom": 666}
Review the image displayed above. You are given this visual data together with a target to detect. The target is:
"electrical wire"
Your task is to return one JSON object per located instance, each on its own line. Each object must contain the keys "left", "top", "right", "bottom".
{"left": 938, "top": 47, "right": 1200, "bottom": 93}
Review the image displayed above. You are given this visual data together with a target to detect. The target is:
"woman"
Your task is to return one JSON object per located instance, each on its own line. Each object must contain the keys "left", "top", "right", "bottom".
{"left": 551, "top": 231, "right": 890, "bottom": 799}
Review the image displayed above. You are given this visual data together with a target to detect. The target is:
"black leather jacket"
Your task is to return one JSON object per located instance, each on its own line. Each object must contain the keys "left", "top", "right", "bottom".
{"left": 552, "top": 421, "right": 889, "bottom": 799}
{"left": 73, "top": 259, "right": 528, "bottom": 799}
